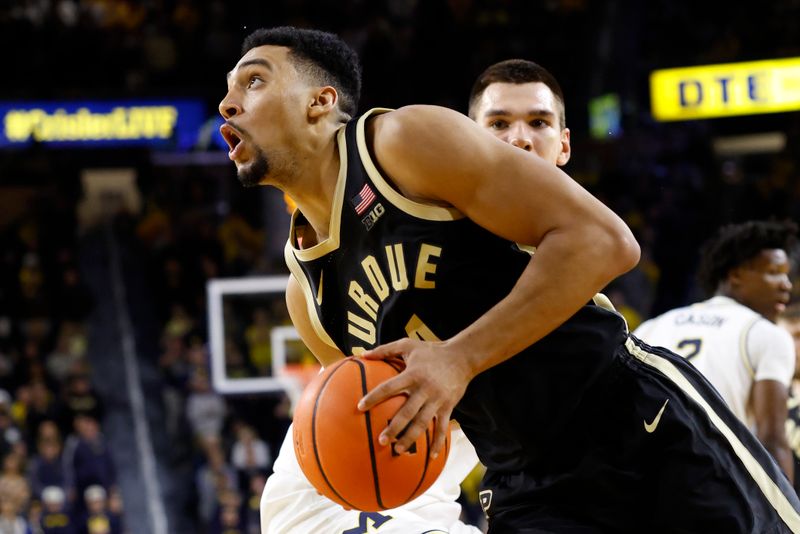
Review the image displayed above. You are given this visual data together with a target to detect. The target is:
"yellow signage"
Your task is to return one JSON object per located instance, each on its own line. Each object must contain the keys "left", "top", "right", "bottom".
{"left": 0, "top": 99, "right": 205, "bottom": 149}
{"left": 650, "top": 57, "right": 800, "bottom": 121}
{"left": 4, "top": 106, "right": 178, "bottom": 142}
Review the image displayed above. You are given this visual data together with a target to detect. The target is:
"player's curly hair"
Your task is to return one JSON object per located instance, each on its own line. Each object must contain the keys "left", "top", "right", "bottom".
{"left": 697, "top": 220, "right": 798, "bottom": 296}
{"left": 242, "top": 27, "right": 362, "bottom": 118}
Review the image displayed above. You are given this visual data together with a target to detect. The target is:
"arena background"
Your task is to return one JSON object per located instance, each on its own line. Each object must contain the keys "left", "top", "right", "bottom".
{"left": 1, "top": 1, "right": 799, "bottom": 533}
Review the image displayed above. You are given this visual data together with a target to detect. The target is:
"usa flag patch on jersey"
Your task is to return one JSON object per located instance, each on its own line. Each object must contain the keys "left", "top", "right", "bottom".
{"left": 351, "top": 183, "right": 376, "bottom": 215}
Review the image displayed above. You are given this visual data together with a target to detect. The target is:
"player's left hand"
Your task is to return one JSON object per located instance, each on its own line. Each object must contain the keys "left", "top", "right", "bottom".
{"left": 357, "top": 338, "right": 474, "bottom": 458}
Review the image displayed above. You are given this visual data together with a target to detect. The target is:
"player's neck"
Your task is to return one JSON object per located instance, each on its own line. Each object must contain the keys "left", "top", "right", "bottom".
{"left": 284, "top": 128, "right": 342, "bottom": 243}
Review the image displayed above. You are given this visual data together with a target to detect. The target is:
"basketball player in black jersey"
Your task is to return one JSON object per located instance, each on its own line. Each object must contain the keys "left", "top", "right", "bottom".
{"left": 219, "top": 27, "right": 800, "bottom": 532}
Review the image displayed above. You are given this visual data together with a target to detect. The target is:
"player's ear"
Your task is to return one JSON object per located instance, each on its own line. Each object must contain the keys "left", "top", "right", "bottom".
{"left": 308, "top": 86, "right": 338, "bottom": 121}
{"left": 728, "top": 266, "right": 745, "bottom": 288}
{"left": 556, "top": 128, "right": 571, "bottom": 167}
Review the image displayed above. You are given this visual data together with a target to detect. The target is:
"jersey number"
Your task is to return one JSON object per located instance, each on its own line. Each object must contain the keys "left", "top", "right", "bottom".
{"left": 343, "top": 512, "right": 392, "bottom": 533}
{"left": 676, "top": 338, "right": 703, "bottom": 361}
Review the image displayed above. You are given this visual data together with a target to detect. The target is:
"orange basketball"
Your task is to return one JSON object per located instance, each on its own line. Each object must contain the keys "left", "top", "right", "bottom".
{"left": 292, "top": 356, "right": 450, "bottom": 512}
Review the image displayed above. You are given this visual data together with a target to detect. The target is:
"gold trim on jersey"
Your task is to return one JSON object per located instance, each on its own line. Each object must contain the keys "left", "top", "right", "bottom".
{"left": 624, "top": 337, "right": 800, "bottom": 531}
{"left": 284, "top": 242, "right": 340, "bottom": 351}
{"left": 287, "top": 125, "right": 348, "bottom": 262}
{"left": 739, "top": 316, "right": 759, "bottom": 380}
{"left": 356, "top": 108, "right": 465, "bottom": 221}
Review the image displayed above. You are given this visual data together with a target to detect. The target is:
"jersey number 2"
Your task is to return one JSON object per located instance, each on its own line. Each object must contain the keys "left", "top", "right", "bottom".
{"left": 676, "top": 338, "right": 702, "bottom": 361}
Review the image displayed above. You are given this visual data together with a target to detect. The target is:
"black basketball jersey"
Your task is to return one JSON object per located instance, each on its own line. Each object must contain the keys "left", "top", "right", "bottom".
{"left": 285, "top": 108, "right": 629, "bottom": 473}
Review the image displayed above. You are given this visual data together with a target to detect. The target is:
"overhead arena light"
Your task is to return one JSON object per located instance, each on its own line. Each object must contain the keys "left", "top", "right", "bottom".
{"left": 712, "top": 132, "right": 787, "bottom": 156}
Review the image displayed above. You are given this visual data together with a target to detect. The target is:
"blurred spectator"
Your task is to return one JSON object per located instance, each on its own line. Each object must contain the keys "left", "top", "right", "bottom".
{"left": 223, "top": 337, "right": 252, "bottom": 380}
{"left": 217, "top": 214, "right": 264, "bottom": 275}
{"left": 244, "top": 308, "right": 272, "bottom": 376}
{"left": 0, "top": 502, "right": 30, "bottom": 534}
{"left": 62, "top": 414, "right": 116, "bottom": 514}
{"left": 106, "top": 488, "right": 124, "bottom": 528}
{"left": 61, "top": 374, "right": 103, "bottom": 434}
{"left": 158, "top": 334, "right": 191, "bottom": 459}
{"left": 163, "top": 304, "right": 195, "bottom": 342}
{"left": 244, "top": 472, "right": 266, "bottom": 534}
{"left": 26, "top": 383, "right": 64, "bottom": 450}
{"left": 10, "top": 385, "right": 31, "bottom": 435}
{"left": 76, "top": 485, "right": 122, "bottom": 534}
{"left": 46, "top": 324, "right": 87, "bottom": 385}
{"left": 18, "top": 252, "right": 48, "bottom": 320}
{"left": 135, "top": 201, "right": 172, "bottom": 250}
{"left": 185, "top": 370, "right": 226, "bottom": 442}
{"left": 0, "top": 469, "right": 31, "bottom": 534}
{"left": 0, "top": 392, "right": 24, "bottom": 460}
{"left": 195, "top": 436, "right": 237, "bottom": 530}
{"left": 40, "top": 485, "right": 74, "bottom": 534}
{"left": 229, "top": 423, "right": 271, "bottom": 489}
{"left": 2, "top": 449, "right": 29, "bottom": 487}
{"left": 28, "top": 421, "right": 66, "bottom": 500}
{"left": 215, "top": 504, "right": 243, "bottom": 534}
{"left": 14, "top": 340, "right": 48, "bottom": 389}
{"left": 211, "top": 487, "right": 243, "bottom": 534}
{"left": 27, "top": 498, "right": 43, "bottom": 534}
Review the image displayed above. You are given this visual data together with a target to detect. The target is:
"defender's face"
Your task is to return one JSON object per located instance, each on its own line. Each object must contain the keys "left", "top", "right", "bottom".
{"left": 733, "top": 249, "right": 792, "bottom": 322}
{"left": 473, "top": 82, "right": 570, "bottom": 166}
{"left": 218, "top": 45, "right": 307, "bottom": 186}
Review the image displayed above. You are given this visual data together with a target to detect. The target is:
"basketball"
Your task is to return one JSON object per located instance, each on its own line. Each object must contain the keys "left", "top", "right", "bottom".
{"left": 292, "top": 356, "right": 451, "bottom": 512}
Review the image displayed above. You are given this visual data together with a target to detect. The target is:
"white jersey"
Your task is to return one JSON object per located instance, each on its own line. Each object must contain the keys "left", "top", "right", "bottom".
{"left": 634, "top": 296, "right": 795, "bottom": 429}
{"left": 261, "top": 423, "right": 483, "bottom": 534}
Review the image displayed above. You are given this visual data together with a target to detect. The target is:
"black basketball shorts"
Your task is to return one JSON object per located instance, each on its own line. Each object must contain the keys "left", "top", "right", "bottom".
{"left": 480, "top": 336, "right": 800, "bottom": 533}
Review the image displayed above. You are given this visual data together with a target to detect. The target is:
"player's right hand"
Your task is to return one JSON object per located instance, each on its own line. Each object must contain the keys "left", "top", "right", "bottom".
{"left": 357, "top": 337, "right": 474, "bottom": 458}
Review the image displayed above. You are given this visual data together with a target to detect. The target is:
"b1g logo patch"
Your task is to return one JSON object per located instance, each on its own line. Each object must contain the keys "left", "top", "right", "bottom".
{"left": 351, "top": 183, "right": 384, "bottom": 230}
{"left": 361, "top": 203, "right": 385, "bottom": 231}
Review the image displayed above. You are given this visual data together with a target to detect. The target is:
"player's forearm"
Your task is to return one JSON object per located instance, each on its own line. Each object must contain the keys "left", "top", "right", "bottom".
{"left": 757, "top": 426, "right": 795, "bottom": 482}
{"left": 445, "top": 226, "right": 639, "bottom": 378}
{"left": 765, "top": 441, "right": 794, "bottom": 483}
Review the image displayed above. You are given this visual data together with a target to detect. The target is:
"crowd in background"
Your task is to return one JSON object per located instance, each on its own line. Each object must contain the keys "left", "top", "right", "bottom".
{"left": 2, "top": 0, "right": 800, "bottom": 532}
{"left": 0, "top": 196, "right": 122, "bottom": 532}
{"left": 137, "top": 179, "right": 291, "bottom": 533}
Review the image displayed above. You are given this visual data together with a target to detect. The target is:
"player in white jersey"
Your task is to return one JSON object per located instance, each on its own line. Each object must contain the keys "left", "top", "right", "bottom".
{"left": 779, "top": 303, "right": 800, "bottom": 496}
{"left": 259, "top": 57, "right": 575, "bottom": 533}
{"left": 635, "top": 220, "right": 797, "bottom": 480}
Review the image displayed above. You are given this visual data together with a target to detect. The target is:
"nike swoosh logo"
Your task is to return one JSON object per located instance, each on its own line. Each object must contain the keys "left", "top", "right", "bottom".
{"left": 315, "top": 271, "right": 323, "bottom": 306}
{"left": 644, "top": 399, "right": 669, "bottom": 433}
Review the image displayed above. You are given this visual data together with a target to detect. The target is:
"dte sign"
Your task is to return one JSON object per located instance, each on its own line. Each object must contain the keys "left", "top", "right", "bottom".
{"left": 678, "top": 75, "right": 763, "bottom": 107}
{"left": 650, "top": 57, "right": 800, "bottom": 121}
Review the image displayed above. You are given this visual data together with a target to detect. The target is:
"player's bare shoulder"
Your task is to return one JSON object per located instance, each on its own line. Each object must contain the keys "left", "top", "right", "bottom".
{"left": 368, "top": 105, "right": 494, "bottom": 206}
{"left": 372, "top": 105, "right": 482, "bottom": 159}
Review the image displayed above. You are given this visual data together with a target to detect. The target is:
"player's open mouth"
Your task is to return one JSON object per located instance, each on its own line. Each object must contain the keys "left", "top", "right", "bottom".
{"left": 220, "top": 124, "right": 244, "bottom": 160}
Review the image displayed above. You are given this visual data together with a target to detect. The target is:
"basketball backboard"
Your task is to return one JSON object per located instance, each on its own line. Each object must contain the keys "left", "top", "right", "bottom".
{"left": 206, "top": 275, "right": 320, "bottom": 406}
